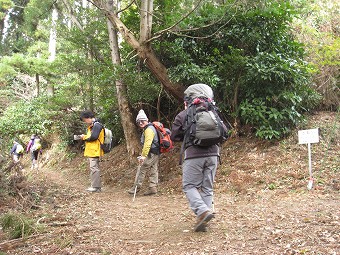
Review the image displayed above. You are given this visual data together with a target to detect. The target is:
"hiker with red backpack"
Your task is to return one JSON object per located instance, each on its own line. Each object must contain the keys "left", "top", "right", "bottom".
{"left": 128, "top": 109, "right": 160, "bottom": 196}
{"left": 170, "top": 83, "right": 228, "bottom": 232}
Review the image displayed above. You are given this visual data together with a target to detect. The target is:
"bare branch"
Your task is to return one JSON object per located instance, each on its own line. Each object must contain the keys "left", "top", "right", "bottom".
{"left": 87, "top": 0, "right": 104, "bottom": 11}
{"left": 147, "top": 0, "right": 238, "bottom": 42}
{"left": 168, "top": 12, "right": 236, "bottom": 40}
{"left": 117, "top": 0, "right": 137, "bottom": 15}
{"left": 150, "top": 0, "right": 203, "bottom": 40}
{"left": 60, "top": 0, "right": 85, "bottom": 32}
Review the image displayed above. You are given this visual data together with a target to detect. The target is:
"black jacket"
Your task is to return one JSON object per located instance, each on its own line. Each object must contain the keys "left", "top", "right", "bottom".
{"left": 171, "top": 109, "right": 219, "bottom": 160}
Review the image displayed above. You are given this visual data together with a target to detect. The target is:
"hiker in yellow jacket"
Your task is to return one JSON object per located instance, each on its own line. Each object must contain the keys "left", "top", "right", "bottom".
{"left": 128, "top": 109, "right": 160, "bottom": 196}
{"left": 80, "top": 110, "right": 104, "bottom": 192}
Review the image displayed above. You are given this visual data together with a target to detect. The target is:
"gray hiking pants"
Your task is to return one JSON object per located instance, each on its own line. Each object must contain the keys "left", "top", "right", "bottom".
{"left": 136, "top": 153, "right": 159, "bottom": 188}
{"left": 182, "top": 156, "right": 218, "bottom": 216}
{"left": 89, "top": 157, "right": 101, "bottom": 188}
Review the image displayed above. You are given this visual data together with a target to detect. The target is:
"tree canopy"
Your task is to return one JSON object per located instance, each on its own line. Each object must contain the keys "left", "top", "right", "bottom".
{"left": 0, "top": 0, "right": 338, "bottom": 153}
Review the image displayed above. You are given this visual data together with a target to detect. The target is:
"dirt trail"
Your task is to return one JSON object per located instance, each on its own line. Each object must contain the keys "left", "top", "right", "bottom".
{"left": 1, "top": 165, "right": 339, "bottom": 255}
{"left": 1, "top": 111, "right": 339, "bottom": 254}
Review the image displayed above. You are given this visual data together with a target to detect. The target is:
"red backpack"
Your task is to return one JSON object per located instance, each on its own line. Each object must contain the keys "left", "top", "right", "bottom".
{"left": 152, "top": 121, "right": 174, "bottom": 153}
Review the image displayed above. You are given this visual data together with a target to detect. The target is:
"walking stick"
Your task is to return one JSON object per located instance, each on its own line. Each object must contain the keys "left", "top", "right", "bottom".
{"left": 212, "top": 198, "right": 215, "bottom": 214}
{"left": 133, "top": 159, "right": 142, "bottom": 202}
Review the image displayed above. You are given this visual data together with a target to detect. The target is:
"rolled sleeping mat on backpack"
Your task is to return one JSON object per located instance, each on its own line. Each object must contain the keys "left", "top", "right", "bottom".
{"left": 184, "top": 84, "right": 214, "bottom": 102}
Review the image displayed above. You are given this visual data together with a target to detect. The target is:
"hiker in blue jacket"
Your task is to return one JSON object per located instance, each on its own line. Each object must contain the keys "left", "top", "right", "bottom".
{"left": 10, "top": 139, "right": 24, "bottom": 164}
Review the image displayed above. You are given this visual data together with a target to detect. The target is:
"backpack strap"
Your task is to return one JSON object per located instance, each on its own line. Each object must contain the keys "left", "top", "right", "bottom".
{"left": 93, "top": 121, "right": 104, "bottom": 145}
{"left": 179, "top": 105, "right": 197, "bottom": 165}
{"left": 145, "top": 123, "right": 160, "bottom": 154}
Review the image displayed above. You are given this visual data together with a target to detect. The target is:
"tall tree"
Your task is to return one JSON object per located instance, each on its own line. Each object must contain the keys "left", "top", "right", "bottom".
{"left": 106, "top": 0, "right": 140, "bottom": 157}
{"left": 47, "top": 7, "right": 58, "bottom": 96}
{"left": 0, "top": 0, "right": 30, "bottom": 55}
{"left": 0, "top": 0, "right": 13, "bottom": 43}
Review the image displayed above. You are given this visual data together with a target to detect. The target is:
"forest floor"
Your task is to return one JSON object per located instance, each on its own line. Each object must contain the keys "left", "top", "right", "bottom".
{"left": 0, "top": 111, "right": 339, "bottom": 255}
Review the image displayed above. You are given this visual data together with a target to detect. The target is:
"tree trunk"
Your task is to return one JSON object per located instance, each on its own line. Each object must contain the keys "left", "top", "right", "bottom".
{"left": 88, "top": 63, "right": 94, "bottom": 112}
{"left": 47, "top": 8, "right": 58, "bottom": 97}
{"left": 106, "top": 0, "right": 140, "bottom": 157}
{"left": 35, "top": 73, "right": 40, "bottom": 96}
{"left": 232, "top": 78, "right": 240, "bottom": 136}
{"left": 0, "top": 19, "right": 4, "bottom": 43}
{"left": 60, "top": 0, "right": 106, "bottom": 63}
{"left": 93, "top": 0, "right": 184, "bottom": 101}
{"left": 139, "top": 0, "right": 153, "bottom": 43}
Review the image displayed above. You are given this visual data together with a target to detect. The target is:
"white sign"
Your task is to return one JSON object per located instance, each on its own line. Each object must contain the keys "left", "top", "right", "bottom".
{"left": 298, "top": 128, "right": 319, "bottom": 144}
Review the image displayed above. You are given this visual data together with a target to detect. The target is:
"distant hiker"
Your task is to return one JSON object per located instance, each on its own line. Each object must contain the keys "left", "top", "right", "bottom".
{"left": 128, "top": 109, "right": 160, "bottom": 196}
{"left": 10, "top": 139, "right": 24, "bottom": 164}
{"left": 26, "top": 134, "right": 36, "bottom": 154}
{"left": 171, "top": 84, "right": 227, "bottom": 232}
{"left": 26, "top": 134, "right": 42, "bottom": 169}
{"left": 26, "top": 134, "right": 35, "bottom": 169}
{"left": 80, "top": 110, "right": 104, "bottom": 192}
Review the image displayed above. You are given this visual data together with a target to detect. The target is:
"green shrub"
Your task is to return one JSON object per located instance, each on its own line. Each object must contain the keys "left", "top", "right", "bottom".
{"left": 158, "top": 1, "right": 321, "bottom": 139}
{"left": 0, "top": 213, "right": 37, "bottom": 239}
{"left": 0, "top": 97, "right": 55, "bottom": 138}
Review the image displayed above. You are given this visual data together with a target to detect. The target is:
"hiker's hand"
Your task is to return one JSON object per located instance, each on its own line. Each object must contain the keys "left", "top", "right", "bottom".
{"left": 80, "top": 134, "right": 85, "bottom": 140}
{"left": 137, "top": 156, "right": 145, "bottom": 164}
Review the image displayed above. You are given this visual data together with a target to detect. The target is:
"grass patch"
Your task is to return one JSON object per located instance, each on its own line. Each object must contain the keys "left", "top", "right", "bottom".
{"left": 0, "top": 213, "right": 38, "bottom": 239}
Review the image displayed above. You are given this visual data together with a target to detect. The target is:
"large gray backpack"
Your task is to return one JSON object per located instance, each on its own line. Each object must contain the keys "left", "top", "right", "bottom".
{"left": 183, "top": 84, "right": 229, "bottom": 147}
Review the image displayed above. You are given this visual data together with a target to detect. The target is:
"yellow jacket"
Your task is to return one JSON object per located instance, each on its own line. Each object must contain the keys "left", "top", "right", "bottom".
{"left": 83, "top": 122, "right": 104, "bottom": 157}
{"left": 141, "top": 124, "right": 159, "bottom": 157}
{"left": 141, "top": 127, "right": 155, "bottom": 157}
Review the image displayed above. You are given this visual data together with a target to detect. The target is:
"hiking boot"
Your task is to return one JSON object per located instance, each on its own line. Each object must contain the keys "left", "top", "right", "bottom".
{"left": 143, "top": 187, "right": 157, "bottom": 196}
{"left": 86, "top": 187, "right": 101, "bottom": 192}
{"left": 194, "top": 211, "right": 214, "bottom": 232}
{"left": 127, "top": 186, "right": 140, "bottom": 195}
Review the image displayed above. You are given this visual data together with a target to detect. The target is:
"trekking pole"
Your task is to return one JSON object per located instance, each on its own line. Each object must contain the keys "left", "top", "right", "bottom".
{"left": 211, "top": 171, "right": 216, "bottom": 214}
{"left": 212, "top": 198, "right": 215, "bottom": 214}
{"left": 133, "top": 157, "right": 142, "bottom": 202}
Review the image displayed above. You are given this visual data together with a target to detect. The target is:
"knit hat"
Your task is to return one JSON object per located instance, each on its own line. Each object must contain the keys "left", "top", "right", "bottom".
{"left": 136, "top": 109, "right": 148, "bottom": 123}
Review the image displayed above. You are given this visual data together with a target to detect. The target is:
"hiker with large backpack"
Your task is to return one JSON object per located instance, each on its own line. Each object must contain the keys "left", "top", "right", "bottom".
{"left": 26, "top": 134, "right": 35, "bottom": 168}
{"left": 170, "top": 83, "right": 228, "bottom": 232}
{"left": 26, "top": 134, "right": 42, "bottom": 170}
{"left": 128, "top": 109, "right": 160, "bottom": 196}
{"left": 10, "top": 139, "right": 24, "bottom": 164}
{"left": 79, "top": 110, "right": 105, "bottom": 193}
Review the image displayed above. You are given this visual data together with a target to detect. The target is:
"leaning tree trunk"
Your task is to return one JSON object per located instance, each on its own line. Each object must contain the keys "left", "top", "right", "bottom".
{"left": 93, "top": 0, "right": 184, "bottom": 101}
{"left": 106, "top": 0, "right": 140, "bottom": 157}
